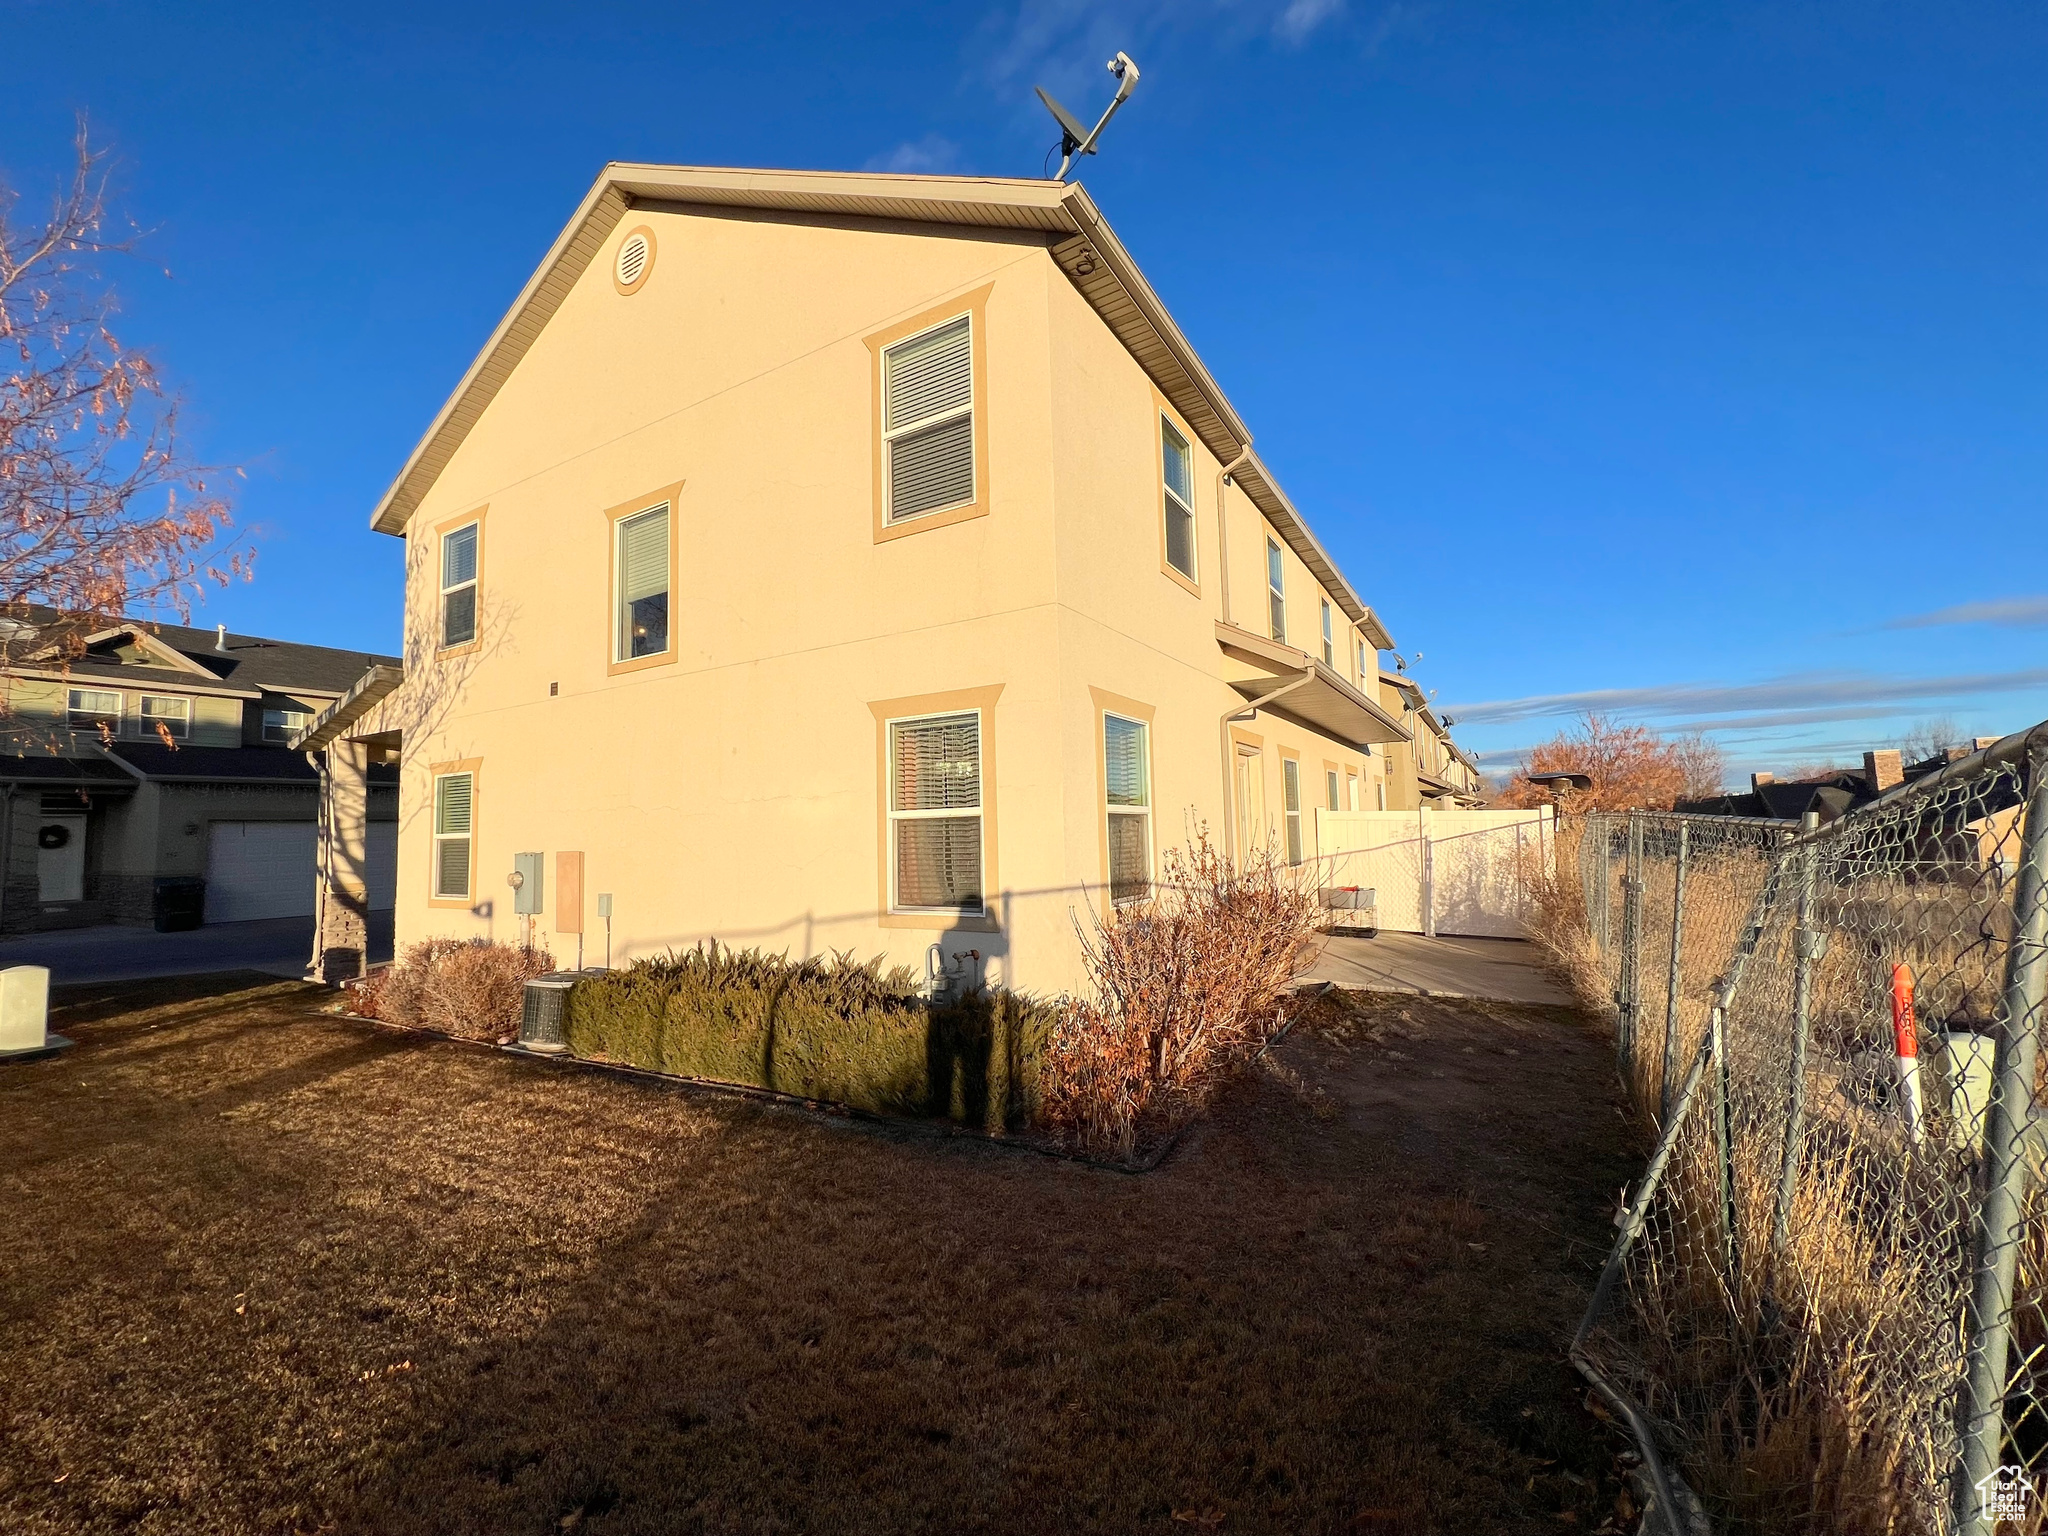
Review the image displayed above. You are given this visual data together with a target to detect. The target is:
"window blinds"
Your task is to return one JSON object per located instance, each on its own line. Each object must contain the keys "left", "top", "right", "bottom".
{"left": 890, "top": 712, "right": 982, "bottom": 911}
{"left": 435, "top": 774, "right": 472, "bottom": 836}
{"left": 434, "top": 773, "right": 473, "bottom": 900}
{"left": 1105, "top": 716, "right": 1148, "bottom": 808}
{"left": 892, "top": 713, "right": 980, "bottom": 811}
{"left": 884, "top": 316, "right": 974, "bottom": 522}
{"left": 1162, "top": 421, "right": 1193, "bottom": 506}
{"left": 442, "top": 525, "right": 478, "bottom": 588}
{"left": 1108, "top": 814, "right": 1149, "bottom": 905}
{"left": 619, "top": 507, "right": 669, "bottom": 605}
{"left": 884, "top": 317, "right": 971, "bottom": 432}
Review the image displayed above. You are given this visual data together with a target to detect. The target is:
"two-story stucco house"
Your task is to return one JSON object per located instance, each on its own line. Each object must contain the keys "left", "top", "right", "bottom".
{"left": 0, "top": 610, "right": 400, "bottom": 933}
{"left": 298, "top": 166, "right": 1433, "bottom": 994}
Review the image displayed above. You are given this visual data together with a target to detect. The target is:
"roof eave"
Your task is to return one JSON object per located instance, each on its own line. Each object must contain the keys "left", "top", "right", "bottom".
{"left": 366, "top": 165, "right": 1381, "bottom": 633}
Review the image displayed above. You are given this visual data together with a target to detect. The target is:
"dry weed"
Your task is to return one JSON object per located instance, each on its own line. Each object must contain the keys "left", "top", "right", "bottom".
{"left": 1039, "top": 828, "right": 1320, "bottom": 1158}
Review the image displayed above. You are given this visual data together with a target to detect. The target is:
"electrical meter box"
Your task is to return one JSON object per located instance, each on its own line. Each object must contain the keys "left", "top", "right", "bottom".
{"left": 513, "top": 851, "right": 545, "bottom": 915}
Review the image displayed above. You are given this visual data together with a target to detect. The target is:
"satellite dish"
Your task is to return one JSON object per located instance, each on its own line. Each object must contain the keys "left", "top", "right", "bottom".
{"left": 1036, "top": 52, "right": 1141, "bottom": 181}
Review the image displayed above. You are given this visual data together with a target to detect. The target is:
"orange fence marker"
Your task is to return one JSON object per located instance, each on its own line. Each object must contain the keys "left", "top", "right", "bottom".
{"left": 1890, "top": 962, "right": 1923, "bottom": 1144}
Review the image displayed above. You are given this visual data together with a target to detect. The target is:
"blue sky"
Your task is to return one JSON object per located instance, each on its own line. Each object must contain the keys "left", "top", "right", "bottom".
{"left": 3, "top": 0, "right": 2042, "bottom": 783}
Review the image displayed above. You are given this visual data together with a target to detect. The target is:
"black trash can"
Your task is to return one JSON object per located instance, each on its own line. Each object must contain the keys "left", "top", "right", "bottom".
{"left": 152, "top": 876, "right": 206, "bottom": 933}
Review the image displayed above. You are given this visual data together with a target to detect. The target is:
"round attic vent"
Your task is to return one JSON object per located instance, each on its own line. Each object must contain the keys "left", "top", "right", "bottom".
{"left": 614, "top": 227, "right": 655, "bottom": 294}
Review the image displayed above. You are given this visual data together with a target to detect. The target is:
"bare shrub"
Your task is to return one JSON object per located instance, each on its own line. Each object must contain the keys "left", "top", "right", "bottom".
{"left": 1040, "top": 827, "right": 1321, "bottom": 1158}
{"left": 357, "top": 938, "right": 556, "bottom": 1043}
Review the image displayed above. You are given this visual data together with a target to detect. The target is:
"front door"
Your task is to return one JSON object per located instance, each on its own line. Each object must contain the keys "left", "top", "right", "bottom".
{"left": 35, "top": 813, "right": 87, "bottom": 904}
{"left": 1234, "top": 744, "right": 1266, "bottom": 866}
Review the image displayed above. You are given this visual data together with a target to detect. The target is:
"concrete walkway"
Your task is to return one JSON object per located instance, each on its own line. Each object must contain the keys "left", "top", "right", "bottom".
{"left": 1304, "top": 930, "right": 1573, "bottom": 1007}
{"left": 0, "top": 913, "right": 394, "bottom": 987}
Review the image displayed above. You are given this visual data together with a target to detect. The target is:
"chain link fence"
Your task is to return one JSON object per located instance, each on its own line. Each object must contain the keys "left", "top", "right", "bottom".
{"left": 1567, "top": 725, "right": 2048, "bottom": 1536}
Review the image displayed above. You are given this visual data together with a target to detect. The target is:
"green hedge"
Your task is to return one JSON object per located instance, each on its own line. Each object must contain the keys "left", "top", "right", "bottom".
{"left": 563, "top": 944, "right": 1055, "bottom": 1132}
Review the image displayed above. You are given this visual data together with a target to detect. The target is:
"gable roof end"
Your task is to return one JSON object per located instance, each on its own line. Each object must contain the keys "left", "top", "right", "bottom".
{"left": 367, "top": 164, "right": 1377, "bottom": 628}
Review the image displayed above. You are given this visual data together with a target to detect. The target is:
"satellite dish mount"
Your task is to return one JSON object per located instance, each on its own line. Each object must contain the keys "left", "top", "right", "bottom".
{"left": 1036, "top": 52, "right": 1141, "bottom": 181}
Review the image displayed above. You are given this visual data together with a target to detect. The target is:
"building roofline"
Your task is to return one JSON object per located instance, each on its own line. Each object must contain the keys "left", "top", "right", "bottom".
{"left": 365, "top": 164, "right": 1383, "bottom": 629}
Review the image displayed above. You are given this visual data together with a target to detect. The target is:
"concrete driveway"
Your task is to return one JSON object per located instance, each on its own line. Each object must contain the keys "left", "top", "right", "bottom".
{"left": 0, "top": 913, "right": 394, "bottom": 987}
{"left": 1304, "top": 930, "right": 1574, "bottom": 1007}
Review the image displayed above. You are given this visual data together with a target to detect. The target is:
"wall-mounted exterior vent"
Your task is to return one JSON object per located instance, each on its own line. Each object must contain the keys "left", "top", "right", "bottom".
{"left": 614, "top": 226, "right": 655, "bottom": 295}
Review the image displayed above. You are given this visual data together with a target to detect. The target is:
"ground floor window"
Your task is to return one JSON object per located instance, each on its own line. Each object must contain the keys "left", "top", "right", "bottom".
{"left": 888, "top": 712, "right": 983, "bottom": 913}
{"left": 1282, "top": 757, "right": 1303, "bottom": 866}
{"left": 433, "top": 771, "right": 474, "bottom": 900}
{"left": 1104, "top": 712, "right": 1151, "bottom": 905}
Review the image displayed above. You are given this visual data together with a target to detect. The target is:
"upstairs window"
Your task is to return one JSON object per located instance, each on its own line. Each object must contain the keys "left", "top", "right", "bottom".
{"left": 441, "top": 522, "right": 479, "bottom": 647}
{"left": 1104, "top": 714, "right": 1152, "bottom": 905}
{"left": 140, "top": 694, "right": 190, "bottom": 740}
{"left": 888, "top": 711, "right": 984, "bottom": 914}
{"left": 263, "top": 708, "right": 311, "bottom": 744}
{"left": 1320, "top": 600, "right": 1335, "bottom": 667}
{"left": 433, "top": 771, "right": 475, "bottom": 901}
{"left": 67, "top": 689, "right": 121, "bottom": 732}
{"left": 882, "top": 315, "right": 975, "bottom": 524}
{"left": 1266, "top": 539, "right": 1287, "bottom": 641}
{"left": 615, "top": 503, "right": 672, "bottom": 661}
{"left": 1356, "top": 634, "right": 1370, "bottom": 685}
{"left": 1160, "top": 418, "right": 1196, "bottom": 581}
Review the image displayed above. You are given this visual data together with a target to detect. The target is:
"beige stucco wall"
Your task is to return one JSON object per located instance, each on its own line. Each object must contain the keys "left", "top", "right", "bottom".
{"left": 382, "top": 206, "right": 1397, "bottom": 993}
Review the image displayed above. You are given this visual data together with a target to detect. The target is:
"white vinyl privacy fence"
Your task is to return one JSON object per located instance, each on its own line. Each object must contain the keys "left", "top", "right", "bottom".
{"left": 1314, "top": 807, "right": 1556, "bottom": 937}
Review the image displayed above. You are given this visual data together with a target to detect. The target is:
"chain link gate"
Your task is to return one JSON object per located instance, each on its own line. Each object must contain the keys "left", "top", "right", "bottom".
{"left": 1565, "top": 724, "right": 2048, "bottom": 1536}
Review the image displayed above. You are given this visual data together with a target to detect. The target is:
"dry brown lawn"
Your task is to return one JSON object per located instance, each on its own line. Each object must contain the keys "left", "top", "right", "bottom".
{"left": 0, "top": 972, "right": 1637, "bottom": 1536}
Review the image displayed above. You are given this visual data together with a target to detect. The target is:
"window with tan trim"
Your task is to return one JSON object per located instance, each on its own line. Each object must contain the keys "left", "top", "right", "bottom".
{"left": 887, "top": 711, "right": 984, "bottom": 914}
{"left": 1104, "top": 712, "right": 1152, "bottom": 906}
{"left": 440, "top": 521, "right": 479, "bottom": 647}
{"left": 882, "top": 315, "right": 975, "bottom": 525}
{"left": 1160, "top": 417, "right": 1196, "bottom": 582}
{"left": 1320, "top": 600, "right": 1335, "bottom": 667}
{"left": 614, "top": 502, "right": 671, "bottom": 662}
{"left": 1282, "top": 756, "right": 1303, "bottom": 866}
{"left": 432, "top": 771, "right": 475, "bottom": 901}
{"left": 1326, "top": 767, "right": 1341, "bottom": 812}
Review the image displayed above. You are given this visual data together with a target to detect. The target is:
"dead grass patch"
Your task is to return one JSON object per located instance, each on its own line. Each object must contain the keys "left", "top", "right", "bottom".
{"left": 0, "top": 975, "right": 1638, "bottom": 1536}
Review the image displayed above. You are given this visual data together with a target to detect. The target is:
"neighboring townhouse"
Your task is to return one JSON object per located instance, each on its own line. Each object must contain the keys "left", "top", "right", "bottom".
{"left": 1374, "top": 670, "right": 1485, "bottom": 809}
{"left": 297, "top": 165, "right": 1430, "bottom": 993}
{"left": 0, "top": 610, "right": 399, "bottom": 933}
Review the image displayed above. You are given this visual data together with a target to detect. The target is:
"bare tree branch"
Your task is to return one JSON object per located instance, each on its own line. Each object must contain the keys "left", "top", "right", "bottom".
{"left": 0, "top": 122, "right": 248, "bottom": 683}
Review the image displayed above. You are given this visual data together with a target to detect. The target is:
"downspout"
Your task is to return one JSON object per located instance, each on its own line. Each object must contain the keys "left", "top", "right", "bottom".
{"left": 1220, "top": 663, "right": 1316, "bottom": 868}
{"left": 1215, "top": 440, "right": 1253, "bottom": 627}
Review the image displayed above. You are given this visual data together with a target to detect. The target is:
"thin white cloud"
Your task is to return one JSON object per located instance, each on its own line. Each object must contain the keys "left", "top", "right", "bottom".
{"left": 1276, "top": 0, "right": 1344, "bottom": 45}
{"left": 863, "top": 134, "right": 967, "bottom": 175}
{"left": 1446, "top": 667, "right": 2048, "bottom": 728}
{"left": 1884, "top": 596, "right": 2048, "bottom": 631}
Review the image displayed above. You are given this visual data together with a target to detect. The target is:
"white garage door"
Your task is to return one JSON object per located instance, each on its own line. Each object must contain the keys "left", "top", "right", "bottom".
{"left": 206, "top": 822, "right": 317, "bottom": 922}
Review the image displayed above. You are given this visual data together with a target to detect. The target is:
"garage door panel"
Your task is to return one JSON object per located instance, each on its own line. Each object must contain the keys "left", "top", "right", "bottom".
{"left": 206, "top": 822, "right": 317, "bottom": 923}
